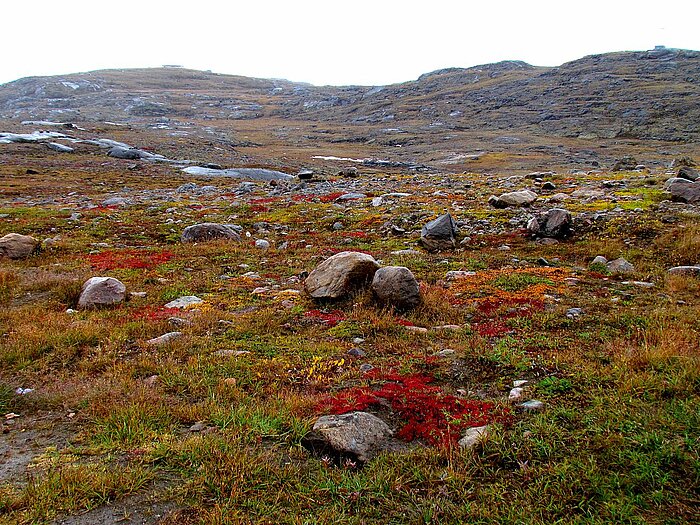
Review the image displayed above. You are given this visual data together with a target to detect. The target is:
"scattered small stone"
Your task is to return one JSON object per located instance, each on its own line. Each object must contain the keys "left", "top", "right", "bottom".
{"left": 404, "top": 325, "right": 428, "bottom": 334}
{"left": 458, "top": 425, "right": 490, "bottom": 449}
{"left": 359, "top": 363, "right": 375, "bottom": 373}
{"left": 513, "top": 380, "right": 529, "bottom": 387}
{"left": 165, "top": 296, "right": 203, "bottom": 309}
{"left": 143, "top": 375, "right": 159, "bottom": 388}
{"left": 509, "top": 387, "right": 525, "bottom": 400}
{"left": 519, "top": 400, "right": 545, "bottom": 412}
{"left": 347, "top": 348, "right": 365, "bottom": 357}
{"left": 566, "top": 308, "right": 583, "bottom": 319}
{"left": 147, "top": 332, "right": 183, "bottom": 346}
{"left": 434, "top": 349, "right": 456, "bottom": 357}
{"left": 606, "top": 257, "right": 635, "bottom": 274}
{"left": 188, "top": 421, "right": 208, "bottom": 433}
{"left": 591, "top": 255, "right": 608, "bottom": 266}
{"left": 255, "top": 239, "right": 270, "bottom": 250}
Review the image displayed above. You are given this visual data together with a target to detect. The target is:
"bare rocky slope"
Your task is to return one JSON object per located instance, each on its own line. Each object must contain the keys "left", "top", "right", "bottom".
{"left": 1, "top": 48, "right": 699, "bottom": 142}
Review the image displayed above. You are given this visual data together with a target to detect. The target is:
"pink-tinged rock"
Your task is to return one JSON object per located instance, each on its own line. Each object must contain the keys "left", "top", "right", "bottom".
{"left": 77, "top": 277, "right": 126, "bottom": 309}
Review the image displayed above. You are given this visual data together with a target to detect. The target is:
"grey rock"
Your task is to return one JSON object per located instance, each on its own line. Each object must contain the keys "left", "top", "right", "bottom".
{"left": 255, "top": 239, "right": 270, "bottom": 250}
{"left": 107, "top": 146, "right": 143, "bottom": 160}
{"left": 591, "top": 255, "right": 608, "bottom": 266}
{"left": 667, "top": 180, "right": 700, "bottom": 203}
{"left": 566, "top": 308, "right": 583, "bottom": 319}
{"left": 305, "top": 412, "right": 392, "bottom": 462}
{"left": 297, "top": 168, "right": 314, "bottom": 180}
{"left": 78, "top": 277, "right": 126, "bottom": 309}
{"left": 677, "top": 166, "right": 699, "bottom": 181}
{"left": 489, "top": 190, "right": 537, "bottom": 208}
{"left": 519, "top": 400, "right": 545, "bottom": 411}
{"left": 527, "top": 208, "right": 572, "bottom": 239}
{"left": 165, "top": 296, "right": 203, "bottom": 309}
{"left": 305, "top": 251, "right": 380, "bottom": 299}
{"left": 0, "top": 233, "right": 39, "bottom": 259}
{"left": 101, "top": 197, "right": 128, "bottom": 207}
{"left": 147, "top": 331, "right": 183, "bottom": 346}
{"left": 46, "top": 142, "right": 74, "bottom": 153}
{"left": 606, "top": 257, "right": 635, "bottom": 274}
{"left": 611, "top": 156, "right": 638, "bottom": 171}
{"left": 181, "top": 223, "right": 241, "bottom": 243}
{"left": 371, "top": 266, "right": 421, "bottom": 310}
{"left": 419, "top": 213, "right": 457, "bottom": 252}
{"left": 667, "top": 265, "right": 700, "bottom": 277}
{"left": 458, "top": 425, "right": 490, "bottom": 449}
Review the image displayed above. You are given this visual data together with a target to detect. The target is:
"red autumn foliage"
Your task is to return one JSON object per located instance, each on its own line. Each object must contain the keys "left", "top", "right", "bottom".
{"left": 129, "top": 306, "right": 182, "bottom": 321}
{"left": 304, "top": 309, "right": 346, "bottom": 328}
{"left": 346, "top": 231, "right": 369, "bottom": 238}
{"left": 319, "top": 192, "right": 346, "bottom": 203}
{"left": 324, "top": 373, "right": 505, "bottom": 447}
{"left": 87, "top": 249, "right": 175, "bottom": 271}
{"left": 395, "top": 318, "right": 415, "bottom": 327}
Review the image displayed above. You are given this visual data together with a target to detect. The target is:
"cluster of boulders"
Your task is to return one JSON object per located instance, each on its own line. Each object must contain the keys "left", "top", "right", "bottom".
{"left": 304, "top": 251, "right": 421, "bottom": 311}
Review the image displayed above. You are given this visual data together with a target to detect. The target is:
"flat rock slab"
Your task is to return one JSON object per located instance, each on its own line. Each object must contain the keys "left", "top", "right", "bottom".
{"left": 164, "top": 296, "right": 203, "bottom": 309}
{"left": 182, "top": 166, "right": 294, "bottom": 181}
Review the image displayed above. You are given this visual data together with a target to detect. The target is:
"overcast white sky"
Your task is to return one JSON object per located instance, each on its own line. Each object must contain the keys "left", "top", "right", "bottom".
{"left": 2, "top": 0, "right": 698, "bottom": 86}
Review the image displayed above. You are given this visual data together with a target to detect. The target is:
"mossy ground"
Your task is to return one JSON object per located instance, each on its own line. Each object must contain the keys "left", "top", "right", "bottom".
{"left": 0, "top": 152, "right": 699, "bottom": 524}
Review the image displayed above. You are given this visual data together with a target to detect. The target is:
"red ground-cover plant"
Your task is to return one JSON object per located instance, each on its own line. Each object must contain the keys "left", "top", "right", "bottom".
{"left": 395, "top": 318, "right": 415, "bottom": 327}
{"left": 319, "top": 192, "right": 346, "bottom": 203}
{"left": 304, "top": 309, "right": 346, "bottom": 328}
{"left": 324, "top": 372, "right": 506, "bottom": 447}
{"left": 346, "top": 231, "right": 369, "bottom": 238}
{"left": 87, "top": 249, "right": 175, "bottom": 271}
{"left": 129, "top": 306, "right": 182, "bottom": 321}
{"left": 292, "top": 194, "right": 315, "bottom": 203}
{"left": 250, "top": 197, "right": 282, "bottom": 204}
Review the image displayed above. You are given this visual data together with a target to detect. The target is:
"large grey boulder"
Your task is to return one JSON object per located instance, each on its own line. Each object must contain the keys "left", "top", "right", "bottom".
{"left": 303, "top": 412, "right": 392, "bottom": 462}
{"left": 305, "top": 251, "right": 379, "bottom": 299}
{"left": 78, "top": 277, "right": 126, "bottom": 309}
{"left": 371, "top": 266, "right": 421, "bottom": 310}
{"left": 527, "top": 208, "right": 572, "bottom": 239}
{"left": 489, "top": 190, "right": 537, "bottom": 208}
{"left": 0, "top": 233, "right": 39, "bottom": 259}
{"left": 667, "top": 180, "right": 700, "bottom": 203}
{"left": 419, "top": 213, "right": 457, "bottom": 252}
{"left": 181, "top": 223, "right": 241, "bottom": 243}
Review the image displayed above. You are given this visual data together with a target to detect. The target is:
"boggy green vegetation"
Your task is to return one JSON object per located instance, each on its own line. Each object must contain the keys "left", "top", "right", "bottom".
{"left": 0, "top": 165, "right": 698, "bottom": 525}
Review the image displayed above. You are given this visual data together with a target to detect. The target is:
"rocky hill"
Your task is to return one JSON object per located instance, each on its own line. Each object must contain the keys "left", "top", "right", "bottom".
{"left": 1, "top": 48, "right": 699, "bottom": 142}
